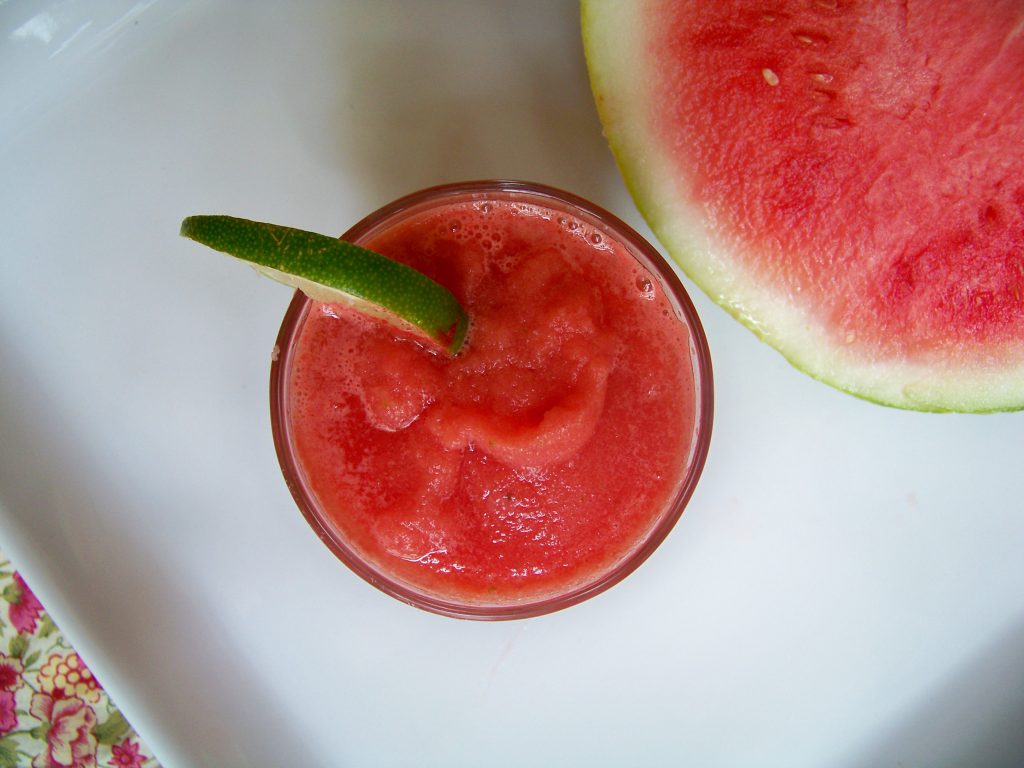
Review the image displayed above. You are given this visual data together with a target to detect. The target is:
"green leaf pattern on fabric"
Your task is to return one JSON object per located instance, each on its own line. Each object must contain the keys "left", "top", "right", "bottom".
{"left": 94, "top": 711, "right": 131, "bottom": 746}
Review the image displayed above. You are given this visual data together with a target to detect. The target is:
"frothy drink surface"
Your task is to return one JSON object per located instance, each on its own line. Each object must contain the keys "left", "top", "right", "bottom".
{"left": 287, "top": 199, "right": 697, "bottom": 605}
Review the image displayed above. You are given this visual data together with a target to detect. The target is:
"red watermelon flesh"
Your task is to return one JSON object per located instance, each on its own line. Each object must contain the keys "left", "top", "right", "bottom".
{"left": 583, "top": 0, "right": 1024, "bottom": 411}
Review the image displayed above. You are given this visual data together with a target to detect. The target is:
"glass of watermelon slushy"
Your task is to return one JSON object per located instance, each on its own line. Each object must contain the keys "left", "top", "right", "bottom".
{"left": 270, "top": 181, "right": 713, "bottom": 619}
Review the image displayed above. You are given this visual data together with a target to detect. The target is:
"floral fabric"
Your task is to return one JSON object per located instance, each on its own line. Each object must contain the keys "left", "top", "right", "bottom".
{"left": 0, "top": 554, "right": 161, "bottom": 768}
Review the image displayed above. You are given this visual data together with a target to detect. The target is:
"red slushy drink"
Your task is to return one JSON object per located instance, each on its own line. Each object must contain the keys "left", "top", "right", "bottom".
{"left": 271, "top": 182, "right": 712, "bottom": 619}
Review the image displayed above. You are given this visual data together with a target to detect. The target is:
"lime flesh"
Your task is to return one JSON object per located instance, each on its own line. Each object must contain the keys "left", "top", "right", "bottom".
{"left": 181, "top": 215, "right": 469, "bottom": 354}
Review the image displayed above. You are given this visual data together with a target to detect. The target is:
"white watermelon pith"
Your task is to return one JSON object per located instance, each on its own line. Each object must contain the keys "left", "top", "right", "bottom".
{"left": 583, "top": 0, "right": 1024, "bottom": 411}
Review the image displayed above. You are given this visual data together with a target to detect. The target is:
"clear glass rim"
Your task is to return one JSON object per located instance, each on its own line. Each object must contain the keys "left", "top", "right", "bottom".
{"left": 269, "top": 180, "right": 714, "bottom": 620}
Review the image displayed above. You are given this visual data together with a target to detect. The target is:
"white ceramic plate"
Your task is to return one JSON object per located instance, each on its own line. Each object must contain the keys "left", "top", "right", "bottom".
{"left": 2, "top": 2, "right": 1023, "bottom": 766}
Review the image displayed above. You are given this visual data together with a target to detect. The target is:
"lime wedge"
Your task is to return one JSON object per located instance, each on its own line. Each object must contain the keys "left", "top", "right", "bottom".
{"left": 180, "top": 215, "right": 468, "bottom": 354}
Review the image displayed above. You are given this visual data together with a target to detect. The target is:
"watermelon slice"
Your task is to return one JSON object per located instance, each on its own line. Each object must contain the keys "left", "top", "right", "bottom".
{"left": 582, "top": 0, "right": 1024, "bottom": 411}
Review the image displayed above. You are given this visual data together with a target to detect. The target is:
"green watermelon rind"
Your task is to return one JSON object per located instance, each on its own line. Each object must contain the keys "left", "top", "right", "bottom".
{"left": 581, "top": 0, "right": 1024, "bottom": 414}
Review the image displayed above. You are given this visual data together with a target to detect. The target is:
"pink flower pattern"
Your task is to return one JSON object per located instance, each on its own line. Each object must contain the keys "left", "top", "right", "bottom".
{"left": 109, "top": 739, "right": 145, "bottom": 768}
{"left": 7, "top": 572, "right": 44, "bottom": 634}
{"left": 0, "top": 691, "right": 16, "bottom": 735}
{"left": 29, "top": 693, "right": 98, "bottom": 768}
{"left": 0, "top": 555, "right": 160, "bottom": 766}
{"left": 0, "top": 655, "right": 23, "bottom": 735}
